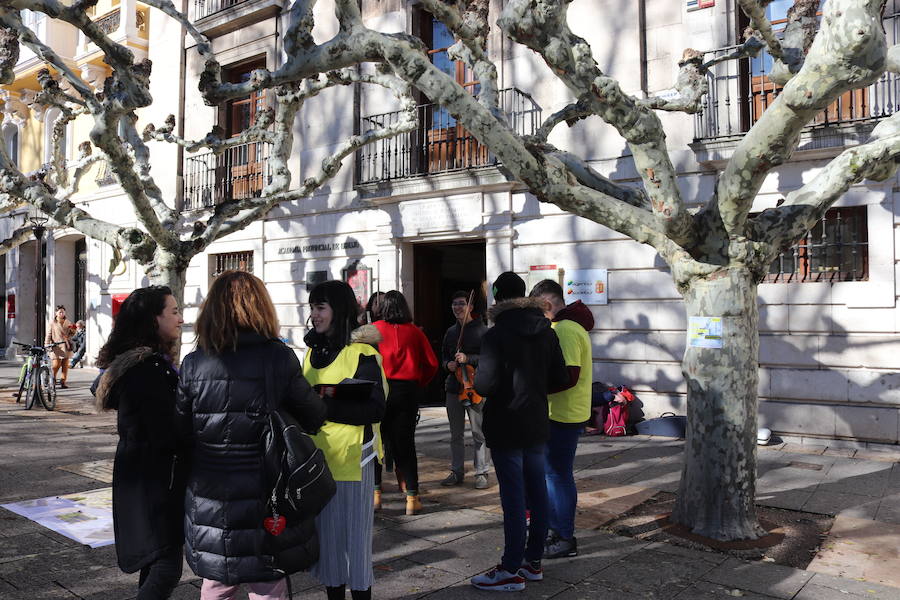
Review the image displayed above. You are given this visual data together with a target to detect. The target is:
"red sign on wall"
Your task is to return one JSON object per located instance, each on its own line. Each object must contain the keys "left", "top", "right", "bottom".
{"left": 6, "top": 294, "right": 14, "bottom": 318}
{"left": 112, "top": 293, "right": 130, "bottom": 318}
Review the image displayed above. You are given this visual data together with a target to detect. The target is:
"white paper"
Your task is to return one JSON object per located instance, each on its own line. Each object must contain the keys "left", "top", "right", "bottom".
{"left": 1, "top": 487, "right": 115, "bottom": 548}
{"left": 688, "top": 316, "right": 724, "bottom": 349}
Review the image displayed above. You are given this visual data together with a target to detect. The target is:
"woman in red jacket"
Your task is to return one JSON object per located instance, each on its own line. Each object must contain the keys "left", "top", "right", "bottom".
{"left": 372, "top": 290, "right": 438, "bottom": 514}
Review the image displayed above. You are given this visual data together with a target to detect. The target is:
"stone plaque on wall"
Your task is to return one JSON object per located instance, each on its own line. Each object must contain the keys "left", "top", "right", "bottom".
{"left": 398, "top": 195, "right": 481, "bottom": 236}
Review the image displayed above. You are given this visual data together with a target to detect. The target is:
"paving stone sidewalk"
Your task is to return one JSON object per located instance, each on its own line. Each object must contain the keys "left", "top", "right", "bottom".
{"left": 1, "top": 360, "right": 899, "bottom": 599}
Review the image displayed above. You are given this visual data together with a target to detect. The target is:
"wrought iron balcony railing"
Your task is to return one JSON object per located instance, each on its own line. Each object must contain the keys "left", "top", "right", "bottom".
{"left": 193, "top": 0, "right": 252, "bottom": 21}
{"left": 694, "top": 12, "right": 900, "bottom": 141}
{"left": 94, "top": 9, "right": 120, "bottom": 35}
{"left": 183, "top": 141, "right": 272, "bottom": 210}
{"left": 356, "top": 88, "right": 541, "bottom": 185}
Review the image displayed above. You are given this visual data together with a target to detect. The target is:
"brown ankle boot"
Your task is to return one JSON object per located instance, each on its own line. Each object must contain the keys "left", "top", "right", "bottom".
{"left": 373, "top": 489, "right": 382, "bottom": 511}
{"left": 405, "top": 494, "right": 422, "bottom": 516}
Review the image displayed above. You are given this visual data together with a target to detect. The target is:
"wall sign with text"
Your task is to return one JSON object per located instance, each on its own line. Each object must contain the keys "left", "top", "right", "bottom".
{"left": 564, "top": 269, "right": 608, "bottom": 305}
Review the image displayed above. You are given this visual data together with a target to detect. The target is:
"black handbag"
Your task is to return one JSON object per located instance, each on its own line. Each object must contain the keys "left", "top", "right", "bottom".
{"left": 634, "top": 412, "right": 687, "bottom": 438}
{"left": 262, "top": 342, "right": 336, "bottom": 523}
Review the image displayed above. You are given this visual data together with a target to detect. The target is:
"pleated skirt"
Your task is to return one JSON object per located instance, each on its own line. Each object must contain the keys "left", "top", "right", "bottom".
{"left": 312, "top": 443, "right": 376, "bottom": 591}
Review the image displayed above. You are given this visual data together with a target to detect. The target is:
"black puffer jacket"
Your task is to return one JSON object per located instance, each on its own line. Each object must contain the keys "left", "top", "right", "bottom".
{"left": 176, "top": 332, "right": 327, "bottom": 584}
{"left": 475, "top": 298, "right": 569, "bottom": 449}
{"left": 95, "top": 348, "right": 185, "bottom": 574}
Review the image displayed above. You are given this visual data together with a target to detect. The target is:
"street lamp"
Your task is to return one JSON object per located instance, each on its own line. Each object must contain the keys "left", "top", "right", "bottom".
{"left": 28, "top": 215, "right": 48, "bottom": 346}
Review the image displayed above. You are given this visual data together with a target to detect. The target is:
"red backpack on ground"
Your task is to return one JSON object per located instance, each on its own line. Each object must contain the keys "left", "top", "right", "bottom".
{"left": 604, "top": 386, "right": 635, "bottom": 437}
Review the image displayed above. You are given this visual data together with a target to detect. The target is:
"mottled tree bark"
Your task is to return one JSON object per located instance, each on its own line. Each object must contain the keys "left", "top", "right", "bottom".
{"left": 4, "top": 1, "right": 900, "bottom": 541}
{"left": 673, "top": 267, "right": 764, "bottom": 540}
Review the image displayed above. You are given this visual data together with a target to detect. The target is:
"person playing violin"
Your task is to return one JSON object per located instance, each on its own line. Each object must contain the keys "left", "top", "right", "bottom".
{"left": 440, "top": 290, "right": 491, "bottom": 489}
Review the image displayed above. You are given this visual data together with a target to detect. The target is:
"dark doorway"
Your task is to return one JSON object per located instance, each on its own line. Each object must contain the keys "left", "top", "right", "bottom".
{"left": 413, "top": 241, "right": 487, "bottom": 406}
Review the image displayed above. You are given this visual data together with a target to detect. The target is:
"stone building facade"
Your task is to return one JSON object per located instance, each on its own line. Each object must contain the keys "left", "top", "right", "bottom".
{"left": 3, "top": 0, "right": 900, "bottom": 445}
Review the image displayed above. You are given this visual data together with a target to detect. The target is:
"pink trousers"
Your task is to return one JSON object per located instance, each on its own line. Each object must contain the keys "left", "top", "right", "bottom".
{"left": 200, "top": 577, "right": 288, "bottom": 600}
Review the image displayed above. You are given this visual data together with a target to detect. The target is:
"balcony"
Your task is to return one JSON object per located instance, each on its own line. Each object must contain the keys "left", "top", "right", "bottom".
{"left": 190, "top": 0, "right": 286, "bottom": 37}
{"left": 75, "top": 1, "right": 150, "bottom": 66}
{"left": 356, "top": 88, "right": 541, "bottom": 186}
{"left": 183, "top": 141, "right": 273, "bottom": 210}
{"left": 7, "top": 10, "right": 78, "bottom": 93}
{"left": 694, "top": 11, "right": 900, "bottom": 147}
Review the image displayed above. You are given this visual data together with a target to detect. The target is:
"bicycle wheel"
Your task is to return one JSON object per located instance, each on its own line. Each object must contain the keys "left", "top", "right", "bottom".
{"left": 38, "top": 366, "right": 56, "bottom": 411}
{"left": 23, "top": 368, "right": 36, "bottom": 410}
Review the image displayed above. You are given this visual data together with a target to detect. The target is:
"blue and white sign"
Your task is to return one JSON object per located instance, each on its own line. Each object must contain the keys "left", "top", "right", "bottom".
{"left": 564, "top": 269, "right": 608, "bottom": 305}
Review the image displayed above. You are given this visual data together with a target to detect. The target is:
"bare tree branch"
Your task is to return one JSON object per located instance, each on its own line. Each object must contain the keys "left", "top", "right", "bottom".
{"left": 738, "top": 0, "right": 786, "bottom": 64}
{"left": 639, "top": 49, "right": 708, "bottom": 114}
{"left": 754, "top": 113, "right": 900, "bottom": 251}
{"left": 715, "top": 0, "right": 887, "bottom": 239}
{"left": 200, "top": 70, "right": 418, "bottom": 244}
{"left": 420, "top": 0, "right": 499, "bottom": 113}
{"left": 498, "top": 0, "right": 695, "bottom": 248}
{"left": 0, "top": 225, "right": 33, "bottom": 256}
{"left": 534, "top": 99, "right": 592, "bottom": 142}
{"left": 546, "top": 149, "right": 650, "bottom": 210}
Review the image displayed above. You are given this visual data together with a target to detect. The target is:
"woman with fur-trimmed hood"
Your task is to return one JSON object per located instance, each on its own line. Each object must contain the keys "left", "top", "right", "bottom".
{"left": 303, "top": 280, "right": 388, "bottom": 600}
{"left": 94, "top": 285, "right": 185, "bottom": 600}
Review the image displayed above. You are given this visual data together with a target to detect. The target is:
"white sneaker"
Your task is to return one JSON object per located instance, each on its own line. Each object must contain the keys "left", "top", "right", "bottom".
{"left": 517, "top": 560, "right": 543, "bottom": 581}
{"left": 471, "top": 565, "right": 526, "bottom": 591}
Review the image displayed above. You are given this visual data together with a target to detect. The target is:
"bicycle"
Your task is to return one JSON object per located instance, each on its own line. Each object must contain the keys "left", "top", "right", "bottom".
{"left": 12, "top": 341, "right": 65, "bottom": 411}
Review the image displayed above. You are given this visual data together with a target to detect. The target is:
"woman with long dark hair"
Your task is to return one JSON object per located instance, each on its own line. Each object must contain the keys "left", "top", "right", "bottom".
{"left": 303, "top": 280, "right": 387, "bottom": 600}
{"left": 94, "top": 286, "right": 185, "bottom": 599}
{"left": 372, "top": 290, "right": 437, "bottom": 515}
{"left": 177, "top": 271, "right": 327, "bottom": 600}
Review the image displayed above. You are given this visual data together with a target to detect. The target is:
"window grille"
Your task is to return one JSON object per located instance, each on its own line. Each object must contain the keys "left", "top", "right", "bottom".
{"left": 765, "top": 206, "right": 868, "bottom": 283}
{"left": 212, "top": 251, "right": 253, "bottom": 278}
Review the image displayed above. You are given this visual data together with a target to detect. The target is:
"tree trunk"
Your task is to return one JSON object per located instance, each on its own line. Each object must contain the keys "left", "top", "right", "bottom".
{"left": 145, "top": 251, "right": 188, "bottom": 360}
{"left": 670, "top": 267, "right": 765, "bottom": 541}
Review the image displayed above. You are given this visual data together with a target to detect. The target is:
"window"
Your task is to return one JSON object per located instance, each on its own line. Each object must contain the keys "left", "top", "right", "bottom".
{"left": 2, "top": 123, "right": 18, "bottom": 167}
{"left": 765, "top": 206, "right": 868, "bottom": 283}
{"left": 740, "top": 1, "right": 862, "bottom": 128}
{"left": 43, "top": 108, "right": 68, "bottom": 164}
{"left": 225, "top": 58, "right": 266, "bottom": 137}
{"left": 211, "top": 251, "right": 253, "bottom": 278}
{"left": 20, "top": 9, "right": 43, "bottom": 30}
{"left": 414, "top": 9, "right": 486, "bottom": 171}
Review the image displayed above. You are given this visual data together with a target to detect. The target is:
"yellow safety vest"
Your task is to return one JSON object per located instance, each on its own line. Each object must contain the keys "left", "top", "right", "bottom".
{"left": 302, "top": 343, "right": 388, "bottom": 481}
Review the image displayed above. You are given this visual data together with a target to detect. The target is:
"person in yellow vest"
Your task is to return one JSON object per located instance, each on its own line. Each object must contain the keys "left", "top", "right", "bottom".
{"left": 529, "top": 279, "right": 594, "bottom": 559}
{"left": 303, "top": 280, "right": 388, "bottom": 600}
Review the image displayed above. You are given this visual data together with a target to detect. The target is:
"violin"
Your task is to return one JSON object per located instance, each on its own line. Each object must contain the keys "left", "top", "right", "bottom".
{"left": 454, "top": 290, "right": 483, "bottom": 406}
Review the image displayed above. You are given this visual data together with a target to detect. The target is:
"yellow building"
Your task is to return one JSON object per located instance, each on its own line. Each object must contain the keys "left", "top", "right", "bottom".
{"left": 1, "top": 1, "right": 171, "bottom": 351}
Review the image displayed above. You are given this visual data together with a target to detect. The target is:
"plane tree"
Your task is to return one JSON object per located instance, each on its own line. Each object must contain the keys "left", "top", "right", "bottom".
{"left": 2, "top": 0, "right": 898, "bottom": 540}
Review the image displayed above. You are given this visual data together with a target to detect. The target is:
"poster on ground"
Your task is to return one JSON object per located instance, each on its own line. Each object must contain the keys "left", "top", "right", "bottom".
{"left": 1, "top": 487, "right": 114, "bottom": 548}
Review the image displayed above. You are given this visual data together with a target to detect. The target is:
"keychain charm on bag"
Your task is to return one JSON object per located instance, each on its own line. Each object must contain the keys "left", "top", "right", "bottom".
{"left": 264, "top": 490, "right": 287, "bottom": 536}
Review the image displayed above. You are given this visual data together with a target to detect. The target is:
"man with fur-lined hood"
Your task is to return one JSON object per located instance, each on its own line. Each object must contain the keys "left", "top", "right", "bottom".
{"left": 470, "top": 272, "right": 568, "bottom": 592}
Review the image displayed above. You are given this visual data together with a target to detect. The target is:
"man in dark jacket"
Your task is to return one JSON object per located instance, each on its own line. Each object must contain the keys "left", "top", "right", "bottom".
{"left": 471, "top": 272, "right": 568, "bottom": 592}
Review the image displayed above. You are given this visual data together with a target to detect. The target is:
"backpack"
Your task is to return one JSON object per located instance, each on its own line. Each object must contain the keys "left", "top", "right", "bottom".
{"left": 603, "top": 386, "right": 635, "bottom": 437}
{"left": 261, "top": 342, "right": 336, "bottom": 530}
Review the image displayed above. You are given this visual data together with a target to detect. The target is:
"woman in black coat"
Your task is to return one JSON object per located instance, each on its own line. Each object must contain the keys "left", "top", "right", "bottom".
{"left": 177, "top": 271, "right": 327, "bottom": 600}
{"left": 94, "top": 285, "right": 186, "bottom": 600}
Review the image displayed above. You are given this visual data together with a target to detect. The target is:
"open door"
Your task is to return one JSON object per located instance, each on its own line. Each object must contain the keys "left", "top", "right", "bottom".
{"left": 413, "top": 241, "right": 487, "bottom": 406}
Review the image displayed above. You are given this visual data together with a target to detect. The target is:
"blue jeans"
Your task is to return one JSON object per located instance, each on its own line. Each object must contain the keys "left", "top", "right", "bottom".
{"left": 545, "top": 422, "right": 582, "bottom": 540}
{"left": 491, "top": 443, "right": 548, "bottom": 573}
